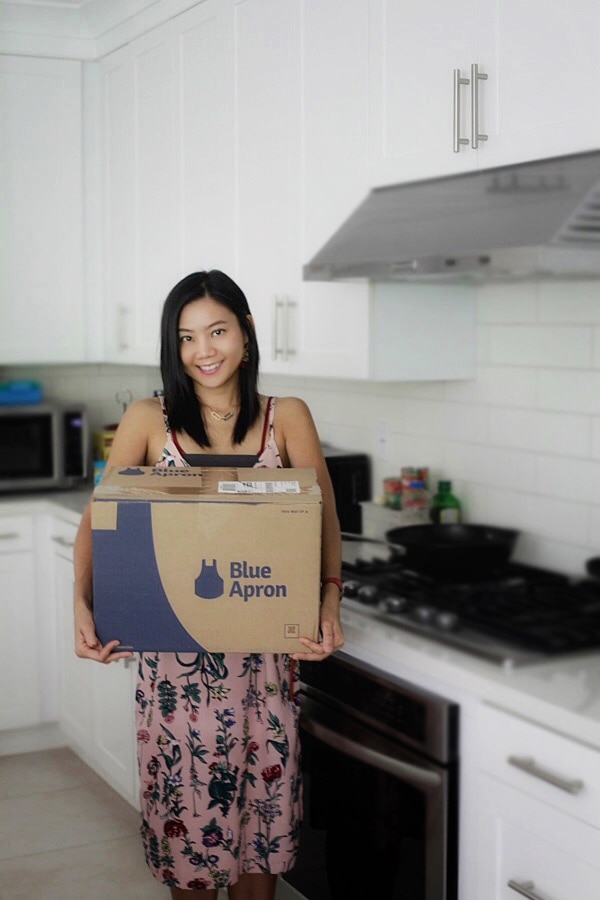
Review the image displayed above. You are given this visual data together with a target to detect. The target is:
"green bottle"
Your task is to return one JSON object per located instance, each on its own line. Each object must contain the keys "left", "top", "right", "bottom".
{"left": 430, "top": 480, "right": 461, "bottom": 524}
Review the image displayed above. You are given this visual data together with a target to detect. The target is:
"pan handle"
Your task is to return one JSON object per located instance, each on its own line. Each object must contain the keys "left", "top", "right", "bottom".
{"left": 340, "top": 532, "right": 406, "bottom": 556}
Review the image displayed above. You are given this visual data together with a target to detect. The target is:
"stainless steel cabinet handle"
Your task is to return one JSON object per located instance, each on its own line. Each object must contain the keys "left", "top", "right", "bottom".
{"left": 508, "top": 755, "right": 584, "bottom": 795}
{"left": 51, "top": 535, "right": 75, "bottom": 549}
{"left": 471, "top": 63, "right": 488, "bottom": 148}
{"left": 272, "top": 296, "right": 285, "bottom": 361}
{"left": 117, "top": 304, "right": 130, "bottom": 352}
{"left": 284, "top": 296, "right": 296, "bottom": 361}
{"left": 0, "top": 532, "right": 20, "bottom": 540}
{"left": 508, "top": 879, "right": 548, "bottom": 900}
{"left": 453, "top": 68, "right": 470, "bottom": 152}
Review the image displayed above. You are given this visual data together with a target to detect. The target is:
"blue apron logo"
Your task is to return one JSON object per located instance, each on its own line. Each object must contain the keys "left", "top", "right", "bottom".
{"left": 195, "top": 559, "right": 225, "bottom": 599}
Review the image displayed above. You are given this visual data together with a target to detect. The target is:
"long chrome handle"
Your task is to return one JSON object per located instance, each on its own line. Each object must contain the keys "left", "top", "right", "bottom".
{"left": 453, "top": 68, "right": 470, "bottom": 152}
{"left": 301, "top": 716, "right": 442, "bottom": 790}
{"left": 117, "top": 305, "right": 129, "bottom": 351}
{"left": 0, "top": 532, "right": 20, "bottom": 540}
{"left": 508, "top": 755, "right": 584, "bottom": 795}
{"left": 471, "top": 63, "right": 488, "bottom": 148}
{"left": 508, "top": 879, "right": 547, "bottom": 900}
{"left": 272, "top": 296, "right": 285, "bottom": 361}
{"left": 284, "top": 297, "right": 296, "bottom": 361}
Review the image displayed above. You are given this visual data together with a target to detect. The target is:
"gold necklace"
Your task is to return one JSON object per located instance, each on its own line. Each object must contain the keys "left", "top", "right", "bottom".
{"left": 207, "top": 406, "right": 237, "bottom": 422}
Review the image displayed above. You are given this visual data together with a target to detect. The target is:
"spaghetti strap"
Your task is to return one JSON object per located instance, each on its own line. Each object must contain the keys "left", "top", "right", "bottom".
{"left": 258, "top": 397, "right": 275, "bottom": 455}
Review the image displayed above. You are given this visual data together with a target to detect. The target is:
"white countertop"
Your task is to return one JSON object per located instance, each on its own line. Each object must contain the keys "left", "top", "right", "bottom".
{"left": 341, "top": 605, "right": 600, "bottom": 751}
{"left": 0, "top": 487, "right": 91, "bottom": 524}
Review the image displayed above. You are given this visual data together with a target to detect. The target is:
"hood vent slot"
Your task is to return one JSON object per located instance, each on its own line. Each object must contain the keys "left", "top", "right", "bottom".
{"left": 554, "top": 185, "right": 600, "bottom": 247}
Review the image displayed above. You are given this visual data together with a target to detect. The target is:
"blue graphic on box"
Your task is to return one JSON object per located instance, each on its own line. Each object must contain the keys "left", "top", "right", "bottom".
{"left": 93, "top": 502, "right": 206, "bottom": 652}
{"left": 195, "top": 559, "right": 288, "bottom": 602}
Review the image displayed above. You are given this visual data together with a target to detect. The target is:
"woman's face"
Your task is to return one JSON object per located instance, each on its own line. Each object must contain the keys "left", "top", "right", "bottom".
{"left": 178, "top": 296, "right": 247, "bottom": 392}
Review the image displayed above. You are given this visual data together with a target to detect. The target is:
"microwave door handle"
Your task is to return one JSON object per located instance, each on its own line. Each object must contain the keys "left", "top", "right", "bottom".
{"left": 301, "top": 717, "right": 442, "bottom": 791}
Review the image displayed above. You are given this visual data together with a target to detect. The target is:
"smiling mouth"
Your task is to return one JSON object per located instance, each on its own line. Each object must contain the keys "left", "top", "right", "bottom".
{"left": 198, "top": 362, "right": 222, "bottom": 374}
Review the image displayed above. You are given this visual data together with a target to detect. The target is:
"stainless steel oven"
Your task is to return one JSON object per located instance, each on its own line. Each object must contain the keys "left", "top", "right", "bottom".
{"left": 283, "top": 652, "right": 459, "bottom": 900}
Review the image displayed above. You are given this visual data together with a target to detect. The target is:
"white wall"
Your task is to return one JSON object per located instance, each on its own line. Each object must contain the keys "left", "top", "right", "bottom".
{"left": 4, "top": 278, "right": 600, "bottom": 575}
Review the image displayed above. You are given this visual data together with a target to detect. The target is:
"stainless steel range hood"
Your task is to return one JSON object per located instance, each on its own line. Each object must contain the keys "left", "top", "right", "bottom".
{"left": 304, "top": 151, "right": 600, "bottom": 282}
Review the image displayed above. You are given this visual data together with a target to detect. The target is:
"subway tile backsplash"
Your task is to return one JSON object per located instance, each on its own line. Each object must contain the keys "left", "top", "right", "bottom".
{"left": 3, "top": 280, "right": 600, "bottom": 575}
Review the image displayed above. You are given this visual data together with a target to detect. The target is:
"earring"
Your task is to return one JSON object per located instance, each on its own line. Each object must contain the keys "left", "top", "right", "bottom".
{"left": 240, "top": 344, "right": 249, "bottom": 368}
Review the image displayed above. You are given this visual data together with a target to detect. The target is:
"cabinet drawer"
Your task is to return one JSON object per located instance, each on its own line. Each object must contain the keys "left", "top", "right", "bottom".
{"left": 0, "top": 515, "right": 34, "bottom": 552}
{"left": 477, "top": 703, "right": 600, "bottom": 829}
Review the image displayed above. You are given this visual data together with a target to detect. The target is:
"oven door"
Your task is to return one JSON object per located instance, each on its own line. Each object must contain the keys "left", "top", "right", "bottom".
{"left": 283, "top": 693, "right": 457, "bottom": 900}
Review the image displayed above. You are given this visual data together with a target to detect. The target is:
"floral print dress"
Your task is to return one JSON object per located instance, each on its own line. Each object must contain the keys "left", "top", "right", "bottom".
{"left": 135, "top": 398, "right": 302, "bottom": 890}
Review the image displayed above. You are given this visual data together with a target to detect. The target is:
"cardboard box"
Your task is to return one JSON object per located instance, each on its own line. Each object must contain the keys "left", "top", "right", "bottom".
{"left": 92, "top": 465, "right": 322, "bottom": 653}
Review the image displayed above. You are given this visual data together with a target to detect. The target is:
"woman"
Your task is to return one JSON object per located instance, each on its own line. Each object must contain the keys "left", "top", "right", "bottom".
{"left": 73, "top": 271, "right": 344, "bottom": 899}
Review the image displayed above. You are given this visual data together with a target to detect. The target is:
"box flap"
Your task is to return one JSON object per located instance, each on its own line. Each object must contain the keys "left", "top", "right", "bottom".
{"left": 93, "top": 465, "right": 320, "bottom": 502}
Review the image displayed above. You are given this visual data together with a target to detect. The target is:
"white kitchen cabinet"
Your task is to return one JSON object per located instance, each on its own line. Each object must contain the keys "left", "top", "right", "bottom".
{"left": 477, "top": 0, "right": 600, "bottom": 169}
{"left": 174, "top": 0, "right": 236, "bottom": 277}
{"left": 233, "top": 0, "right": 302, "bottom": 375}
{"left": 0, "top": 56, "right": 85, "bottom": 363}
{"left": 476, "top": 774, "right": 600, "bottom": 900}
{"left": 368, "top": 0, "right": 600, "bottom": 188}
{"left": 101, "top": 23, "right": 178, "bottom": 366}
{"left": 101, "top": 2, "right": 235, "bottom": 366}
{"left": 368, "top": 0, "right": 480, "bottom": 186}
{"left": 0, "top": 515, "right": 40, "bottom": 730}
{"left": 465, "top": 702, "right": 600, "bottom": 900}
{"left": 53, "top": 514, "right": 138, "bottom": 806}
{"left": 234, "top": 0, "right": 370, "bottom": 379}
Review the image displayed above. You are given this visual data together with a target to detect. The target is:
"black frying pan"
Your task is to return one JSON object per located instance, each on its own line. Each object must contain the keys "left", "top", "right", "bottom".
{"left": 385, "top": 523, "right": 519, "bottom": 577}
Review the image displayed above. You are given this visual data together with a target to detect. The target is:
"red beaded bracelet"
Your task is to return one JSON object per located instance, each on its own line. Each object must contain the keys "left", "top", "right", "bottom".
{"left": 321, "top": 576, "right": 344, "bottom": 596}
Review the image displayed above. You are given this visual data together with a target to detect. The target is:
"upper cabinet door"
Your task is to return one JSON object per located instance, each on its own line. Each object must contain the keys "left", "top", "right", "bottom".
{"left": 477, "top": 0, "right": 600, "bottom": 169}
{"left": 0, "top": 57, "right": 85, "bottom": 363}
{"left": 174, "top": 0, "right": 235, "bottom": 277}
{"left": 234, "top": 0, "right": 302, "bottom": 375}
{"left": 368, "top": 0, "right": 480, "bottom": 187}
{"left": 102, "top": 24, "right": 177, "bottom": 365}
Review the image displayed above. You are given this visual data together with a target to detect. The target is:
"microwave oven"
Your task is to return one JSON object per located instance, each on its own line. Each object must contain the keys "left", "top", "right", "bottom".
{"left": 0, "top": 403, "right": 89, "bottom": 493}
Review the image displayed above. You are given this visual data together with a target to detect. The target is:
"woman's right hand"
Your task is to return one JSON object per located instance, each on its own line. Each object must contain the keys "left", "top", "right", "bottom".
{"left": 74, "top": 601, "right": 133, "bottom": 664}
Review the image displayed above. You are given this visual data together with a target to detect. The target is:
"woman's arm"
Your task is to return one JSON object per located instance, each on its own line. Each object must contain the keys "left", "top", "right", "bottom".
{"left": 73, "top": 400, "right": 155, "bottom": 663}
{"left": 275, "top": 397, "right": 344, "bottom": 661}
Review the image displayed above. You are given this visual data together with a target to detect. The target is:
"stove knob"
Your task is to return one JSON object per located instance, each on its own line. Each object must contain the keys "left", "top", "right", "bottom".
{"left": 342, "top": 579, "right": 359, "bottom": 599}
{"left": 435, "top": 611, "right": 460, "bottom": 632}
{"left": 383, "top": 595, "right": 408, "bottom": 614}
{"left": 357, "top": 584, "right": 380, "bottom": 606}
{"left": 413, "top": 604, "right": 436, "bottom": 624}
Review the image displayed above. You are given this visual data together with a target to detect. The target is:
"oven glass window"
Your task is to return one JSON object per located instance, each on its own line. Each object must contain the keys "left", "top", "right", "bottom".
{"left": 0, "top": 415, "right": 53, "bottom": 478}
{"left": 287, "top": 730, "right": 428, "bottom": 900}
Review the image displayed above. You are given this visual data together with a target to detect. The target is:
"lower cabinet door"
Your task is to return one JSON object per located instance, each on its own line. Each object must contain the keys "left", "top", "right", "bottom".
{"left": 0, "top": 550, "right": 39, "bottom": 730}
{"left": 91, "top": 659, "right": 137, "bottom": 806}
{"left": 56, "top": 546, "right": 94, "bottom": 751}
{"left": 476, "top": 773, "right": 600, "bottom": 900}
{"left": 54, "top": 520, "right": 137, "bottom": 806}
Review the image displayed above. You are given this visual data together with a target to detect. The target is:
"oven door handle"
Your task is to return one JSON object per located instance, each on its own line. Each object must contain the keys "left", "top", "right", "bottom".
{"left": 301, "top": 717, "right": 442, "bottom": 791}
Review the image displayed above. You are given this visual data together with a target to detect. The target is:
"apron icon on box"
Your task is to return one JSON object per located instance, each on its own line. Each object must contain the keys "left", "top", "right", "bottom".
{"left": 195, "top": 559, "right": 225, "bottom": 599}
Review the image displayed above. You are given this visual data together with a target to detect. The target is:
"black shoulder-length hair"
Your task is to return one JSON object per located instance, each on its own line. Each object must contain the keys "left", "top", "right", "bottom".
{"left": 160, "top": 270, "right": 261, "bottom": 448}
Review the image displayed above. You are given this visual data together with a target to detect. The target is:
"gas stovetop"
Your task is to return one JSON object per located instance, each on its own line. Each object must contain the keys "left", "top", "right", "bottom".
{"left": 342, "top": 557, "right": 600, "bottom": 667}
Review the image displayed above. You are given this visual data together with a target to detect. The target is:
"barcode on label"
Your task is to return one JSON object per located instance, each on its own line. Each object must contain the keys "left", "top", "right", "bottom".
{"left": 218, "top": 480, "right": 301, "bottom": 494}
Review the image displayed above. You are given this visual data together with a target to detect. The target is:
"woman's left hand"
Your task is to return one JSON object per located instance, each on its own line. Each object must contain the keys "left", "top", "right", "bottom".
{"left": 291, "top": 588, "right": 345, "bottom": 662}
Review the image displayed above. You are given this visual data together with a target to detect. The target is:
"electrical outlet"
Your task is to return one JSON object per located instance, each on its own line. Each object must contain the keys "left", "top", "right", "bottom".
{"left": 376, "top": 420, "right": 390, "bottom": 462}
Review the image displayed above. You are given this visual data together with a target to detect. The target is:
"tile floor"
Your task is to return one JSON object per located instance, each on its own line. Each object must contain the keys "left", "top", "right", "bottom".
{"left": 0, "top": 746, "right": 168, "bottom": 899}
{"left": 0, "top": 747, "right": 296, "bottom": 900}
